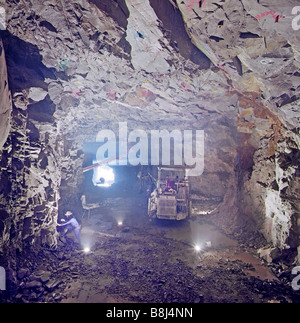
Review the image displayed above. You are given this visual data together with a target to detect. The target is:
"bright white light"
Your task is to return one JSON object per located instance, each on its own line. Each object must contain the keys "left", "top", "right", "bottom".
{"left": 93, "top": 165, "right": 115, "bottom": 187}
{"left": 83, "top": 247, "right": 90, "bottom": 253}
{"left": 118, "top": 221, "right": 123, "bottom": 226}
{"left": 194, "top": 245, "right": 201, "bottom": 252}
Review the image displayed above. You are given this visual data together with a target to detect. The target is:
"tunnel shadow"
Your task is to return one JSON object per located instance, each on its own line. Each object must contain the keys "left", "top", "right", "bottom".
{"left": 151, "top": 217, "right": 190, "bottom": 229}
{"left": 149, "top": 0, "right": 211, "bottom": 69}
{"left": 1, "top": 30, "right": 58, "bottom": 93}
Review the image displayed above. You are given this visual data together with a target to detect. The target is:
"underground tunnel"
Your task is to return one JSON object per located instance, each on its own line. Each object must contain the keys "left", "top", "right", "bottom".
{"left": 0, "top": 0, "right": 300, "bottom": 304}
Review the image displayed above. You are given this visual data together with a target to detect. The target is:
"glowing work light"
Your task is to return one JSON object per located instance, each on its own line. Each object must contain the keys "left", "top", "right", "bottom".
{"left": 194, "top": 245, "right": 201, "bottom": 252}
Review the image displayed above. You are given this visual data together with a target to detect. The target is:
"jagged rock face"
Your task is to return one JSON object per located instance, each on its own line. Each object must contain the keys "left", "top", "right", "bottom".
{"left": 0, "top": 38, "right": 11, "bottom": 149}
{"left": 0, "top": 0, "right": 299, "bottom": 269}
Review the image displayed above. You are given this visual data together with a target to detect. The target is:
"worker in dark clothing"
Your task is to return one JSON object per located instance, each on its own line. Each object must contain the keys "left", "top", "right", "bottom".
{"left": 57, "top": 211, "right": 81, "bottom": 245}
{"left": 166, "top": 175, "right": 175, "bottom": 191}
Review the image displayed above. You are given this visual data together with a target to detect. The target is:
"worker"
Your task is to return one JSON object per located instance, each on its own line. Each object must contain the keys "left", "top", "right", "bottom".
{"left": 147, "top": 189, "right": 151, "bottom": 199}
{"left": 57, "top": 211, "right": 81, "bottom": 246}
{"left": 166, "top": 175, "right": 175, "bottom": 190}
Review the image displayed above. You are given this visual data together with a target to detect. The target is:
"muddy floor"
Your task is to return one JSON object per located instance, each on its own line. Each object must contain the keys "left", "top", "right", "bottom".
{"left": 7, "top": 183, "right": 299, "bottom": 303}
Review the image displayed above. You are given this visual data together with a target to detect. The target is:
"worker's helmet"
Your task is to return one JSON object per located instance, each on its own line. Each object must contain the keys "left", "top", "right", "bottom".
{"left": 65, "top": 211, "right": 72, "bottom": 216}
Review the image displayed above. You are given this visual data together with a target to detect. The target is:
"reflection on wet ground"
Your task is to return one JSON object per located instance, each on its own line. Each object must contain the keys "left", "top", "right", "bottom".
{"left": 61, "top": 189, "right": 287, "bottom": 303}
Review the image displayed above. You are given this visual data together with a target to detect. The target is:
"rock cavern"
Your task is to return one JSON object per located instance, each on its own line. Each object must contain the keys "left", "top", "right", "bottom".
{"left": 0, "top": 0, "right": 300, "bottom": 303}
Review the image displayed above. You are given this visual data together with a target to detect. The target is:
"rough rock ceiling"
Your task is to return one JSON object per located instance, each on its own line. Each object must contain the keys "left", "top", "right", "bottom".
{"left": 0, "top": 0, "right": 299, "bottom": 266}
{"left": 1, "top": 0, "right": 299, "bottom": 141}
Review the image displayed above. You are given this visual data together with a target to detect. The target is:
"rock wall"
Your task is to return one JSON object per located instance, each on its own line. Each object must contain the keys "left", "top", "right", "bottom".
{"left": 0, "top": 0, "right": 299, "bottom": 269}
{"left": 0, "top": 33, "right": 11, "bottom": 257}
{"left": 0, "top": 36, "right": 11, "bottom": 150}
{"left": 174, "top": 0, "right": 300, "bottom": 259}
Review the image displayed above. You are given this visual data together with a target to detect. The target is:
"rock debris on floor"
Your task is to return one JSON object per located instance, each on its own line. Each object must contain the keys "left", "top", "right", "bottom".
{"left": 5, "top": 196, "right": 300, "bottom": 303}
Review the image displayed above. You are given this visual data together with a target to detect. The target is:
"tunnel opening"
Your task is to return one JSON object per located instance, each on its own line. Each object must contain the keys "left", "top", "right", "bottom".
{"left": 82, "top": 140, "right": 157, "bottom": 197}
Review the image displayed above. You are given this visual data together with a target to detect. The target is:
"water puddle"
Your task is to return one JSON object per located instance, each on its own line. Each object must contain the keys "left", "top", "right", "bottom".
{"left": 163, "top": 218, "right": 277, "bottom": 281}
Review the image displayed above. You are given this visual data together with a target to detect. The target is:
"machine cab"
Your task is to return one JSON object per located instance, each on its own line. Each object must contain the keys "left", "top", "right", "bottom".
{"left": 148, "top": 167, "right": 191, "bottom": 220}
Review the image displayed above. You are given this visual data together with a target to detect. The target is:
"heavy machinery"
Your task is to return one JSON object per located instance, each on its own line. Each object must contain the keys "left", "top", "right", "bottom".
{"left": 148, "top": 167, "right": 191, "bottom": 221}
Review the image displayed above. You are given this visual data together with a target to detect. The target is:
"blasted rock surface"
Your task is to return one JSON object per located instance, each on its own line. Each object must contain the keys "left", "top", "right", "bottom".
{"left": 0, "top": 0, "right": 299, "bottom": 278}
